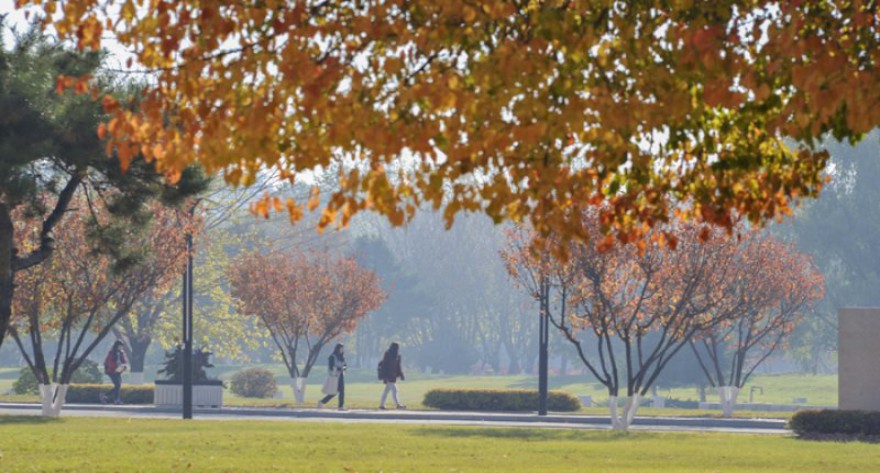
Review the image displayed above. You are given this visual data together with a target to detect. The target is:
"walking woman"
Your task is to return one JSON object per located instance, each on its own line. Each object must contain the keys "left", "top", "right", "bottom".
{"left": 379, "top": 342, "right": 406, "bottom": 410}
{"left": 101, "top": 341, "right": 128, "bottom": 404}
{"left": 318, "top": 343, "right": 347, "bottom": 410}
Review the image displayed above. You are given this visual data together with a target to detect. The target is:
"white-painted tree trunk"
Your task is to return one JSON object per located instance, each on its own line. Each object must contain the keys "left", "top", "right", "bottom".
{"left": 128, "top": 372, "right": 145, "bottom": 385}
{"left": 292, "top": 377, "right": 307, "bottom": 404}
{"left": 38, "top": 384, "right": 69, "bottom": 417}
{"left": 608, "top": 394, "right": 641, "bottom": 431}
{"left": 717, "top": 386, "right": 740, "bottom": 417}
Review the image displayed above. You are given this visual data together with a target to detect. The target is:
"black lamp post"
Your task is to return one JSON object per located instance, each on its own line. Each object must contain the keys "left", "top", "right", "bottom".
{"left": 538, "top": 276, "right": 550, "bottom": 416}
{"left": 181, "top": 203, "right": 197, "bottom": 420}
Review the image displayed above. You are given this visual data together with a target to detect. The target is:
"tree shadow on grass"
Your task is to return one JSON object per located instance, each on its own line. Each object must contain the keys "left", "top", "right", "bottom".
{"left": 0, "top": 415, "right": 61, "bottom": 425}
{"left": 414, "top": 427, "right": 653, "bottom": 442}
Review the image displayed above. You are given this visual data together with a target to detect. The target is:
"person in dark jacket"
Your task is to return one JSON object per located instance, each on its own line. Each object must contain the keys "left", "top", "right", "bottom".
{"left": 101, "top": 341, "right": 128, "bottom": 404}
{"left": 379, "top": 342, "right": 406, "bottom": 410}
{"left": 318, "top": 344, "right": 347, "bottom": 410}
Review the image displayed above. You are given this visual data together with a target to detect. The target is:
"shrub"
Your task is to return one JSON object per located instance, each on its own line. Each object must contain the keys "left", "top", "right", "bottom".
{"left": 229, "top": 368, "right": 278, "bottom": 398}
{"left": 664, "top": 398, "right": 700, "bottom": 409}
{"left": 12, "top": 367, "right": 38, "bottom": 395}
{"left": 158, "top": 346, "right": 217, "bottom": 383}
{"left": 65, "top": 384, "right": 154, "bottom": 404}
{"left": 74, "top": 359, "right": 104, "bottom": 384}
{"left": 423, "top": 388, "right": 581, "bottom": 412}
{"left": 12, "top": 359, "right": 104, "bottom": 395}
{"left": 790, "top": 409, "right": 880, "bottom": 438}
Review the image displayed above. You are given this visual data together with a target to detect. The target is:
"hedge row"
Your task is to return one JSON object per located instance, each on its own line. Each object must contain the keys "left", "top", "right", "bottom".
{"left": 790, "top": 409, "right": 880, "bottom": 438}
{"left": 65, "top": 384, "right": 154, "bottom": 405}
{"left": 423, "top": 388, "right": 581, "bottom": 412}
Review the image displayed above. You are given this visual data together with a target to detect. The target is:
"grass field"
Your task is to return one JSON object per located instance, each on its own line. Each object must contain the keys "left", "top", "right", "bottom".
{"left": 207, "top": 364, "right": 838, "bottom": 408}
{"left": 216, "top": 366, "right": 837, "bottom": 414}
{"left": 0, "top": 416, "right": 874, "bottom": 472}
{"left": 0, "top": 365, "right": 837, "bottom": 418}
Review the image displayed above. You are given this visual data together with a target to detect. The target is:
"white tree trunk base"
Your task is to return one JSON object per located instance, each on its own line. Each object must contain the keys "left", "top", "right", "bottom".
{"left": 128, "top": 372, "right": 145, "bottom": 385}
{"left": 292, "top": 377, "right": 307, "bottom": 404}
{"left": 609, "top": 394, "right": 641, "bottom": 431}
{"left": 39, "top": 384, "right": 68, "bottom": 417}
{"left": 717, "top": 386, "right": 740, "bottom": 418}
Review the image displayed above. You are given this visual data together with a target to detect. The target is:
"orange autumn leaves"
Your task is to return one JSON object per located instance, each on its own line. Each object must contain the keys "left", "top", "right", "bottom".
{"left": 504, "top": 215, "right": 821, "bottom": 342}
{"left": 691, "top": 235, "right": 825, "bottom": 388}
{"left": 16, "top": 1, "right": 880, "bottom": 254}
{"left": 11, "top": 198, "right": 194, "bottom": 334}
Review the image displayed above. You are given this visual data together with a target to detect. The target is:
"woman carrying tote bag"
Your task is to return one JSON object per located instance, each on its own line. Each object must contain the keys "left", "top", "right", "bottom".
{"left": 318, "top": 344, "right": 346, "bottom": 410}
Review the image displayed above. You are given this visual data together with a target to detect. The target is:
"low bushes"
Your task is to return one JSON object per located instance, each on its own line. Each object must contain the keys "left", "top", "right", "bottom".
{"left": 65, "top": 384, "right": 154, "bottom": 404}
{"left": 13, "top": 360, "right": 103, "bottom": 395}
{"left": 229, "top": 368, "right": 278, "bottom": 398}
{"left": 423, "top": 388, "right": 581, "bottom": 412}
{"left": 664, "top": 398, "right": 700, "bottom": 409}
{"left": 790, "top": 409, "right": 880, "bottom": 439}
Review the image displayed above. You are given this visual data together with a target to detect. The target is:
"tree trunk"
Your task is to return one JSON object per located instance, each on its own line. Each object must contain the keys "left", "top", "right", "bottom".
{"left": 717, "top": 386, "right": 740, "bottom": 417}
{"left": 609, "top": 394, "right": 641, "bottom": 431}
{"left": 0, "top": 210, "right": 15, "bottom": 349}
{"left": 38, "top": 383, "right": 68, "bottom": 417}
{"left": 127, "top": 337, "right": 151, "bottom": 385}
{"left": 292, "top": 377, "right": 307, "bottom": 404}
{"left": 489, "top": 349, "right": 502, "bottom": 374}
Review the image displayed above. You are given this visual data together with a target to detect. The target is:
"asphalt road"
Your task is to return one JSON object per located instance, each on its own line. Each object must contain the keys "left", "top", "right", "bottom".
{"left": 0, "top": 403, "right": 789, "bottom": 434}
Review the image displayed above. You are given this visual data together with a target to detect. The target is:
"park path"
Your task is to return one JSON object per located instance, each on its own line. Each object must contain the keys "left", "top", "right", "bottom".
{"left": 0, "top": 403, "right": 788, "bottom": 435}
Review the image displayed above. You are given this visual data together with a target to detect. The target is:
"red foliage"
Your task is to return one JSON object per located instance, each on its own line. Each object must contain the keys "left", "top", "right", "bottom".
{"left": 230, "top": 248, "right": 385, "bottom": 378}
{"left": 502, "top": 208, "right": 819, "bottom": 400}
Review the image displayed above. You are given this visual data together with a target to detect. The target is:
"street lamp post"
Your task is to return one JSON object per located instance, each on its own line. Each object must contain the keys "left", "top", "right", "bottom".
{"left": 538, "top": 277, "right": 550, "bottom": 416}
{"left": 181, "top": 204, "right": 196, "bottom": 420}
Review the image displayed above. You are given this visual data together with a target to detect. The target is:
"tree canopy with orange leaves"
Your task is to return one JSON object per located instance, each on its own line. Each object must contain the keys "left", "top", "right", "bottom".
{"left": 690, "top": 234, "right": 823, "bottom": 417}
{"left": 14, "top": 0, "right": 880, "bottom": 249}
{"left": 230, "top": 247, "right": 384, "bottom": 401}
{"left": 10, "top": 194, "right": 192, "bottom": 416}
{"left": 503, "top": 215, "right": 743, "bottom": 430}
{"left": 502, "top": 209, "right": 821, "bottom": 428}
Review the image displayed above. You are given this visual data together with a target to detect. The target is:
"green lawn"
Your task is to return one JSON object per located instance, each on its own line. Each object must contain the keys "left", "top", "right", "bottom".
{"left": 211, "top": 366, "right": 838, "bottom": 412}
{"left": 0, "top": 416, "right": 874, "bottom": 472}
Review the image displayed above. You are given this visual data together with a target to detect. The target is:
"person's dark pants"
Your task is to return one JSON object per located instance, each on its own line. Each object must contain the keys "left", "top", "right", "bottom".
{"left": 319, "top": 374, "right": 344, "bottom": 407}
{"left": 107, "top": 373, "right": 122, "bottom": 403}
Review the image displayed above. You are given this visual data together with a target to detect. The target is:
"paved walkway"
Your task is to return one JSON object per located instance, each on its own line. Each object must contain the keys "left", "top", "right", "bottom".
{"left": 0, "top": 403, "right": 789, "bottom": 434}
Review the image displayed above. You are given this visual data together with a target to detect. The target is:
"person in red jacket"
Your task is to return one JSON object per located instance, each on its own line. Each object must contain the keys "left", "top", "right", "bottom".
{"left": 379, "top": 342, "right": 406, "bottom": 410}
{"left": 101, "top": 341, "right": 128, "bottom": 404}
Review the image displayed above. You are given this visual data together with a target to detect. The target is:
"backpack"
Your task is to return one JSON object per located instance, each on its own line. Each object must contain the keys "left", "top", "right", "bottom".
{"left": 377, "top": 360, "right": 384, "bottom": 381}
{"left": 104, "top": 351, "right": 117, "bottom": 375}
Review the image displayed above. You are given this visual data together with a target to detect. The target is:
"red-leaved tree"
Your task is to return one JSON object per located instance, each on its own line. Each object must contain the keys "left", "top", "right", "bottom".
{"left": 230, "top": 248, "right": 385, "bottom": 403}
{"left": 690, "top": 234, "right": 824, "bottom": 416}
{"left": 11, "top": 196, "right": 190, "bottom": 416}
{"left": 503, "top": 212, "right": 743, "bottom": 430}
